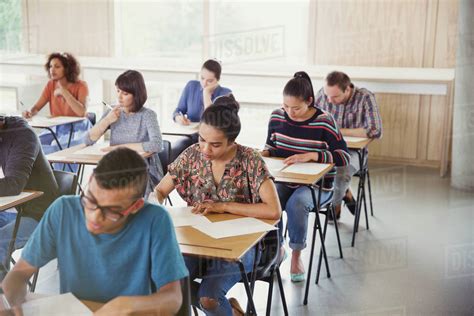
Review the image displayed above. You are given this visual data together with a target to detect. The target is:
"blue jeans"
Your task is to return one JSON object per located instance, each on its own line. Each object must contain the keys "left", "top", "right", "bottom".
{"left": 276, "top": 184, "right": 333, "bottom": 250}
{"left": 0, "top": 213, "right": 38, "bottom": 270}
{"left": 185, "top": 246, "right": 260, "bottom": 316}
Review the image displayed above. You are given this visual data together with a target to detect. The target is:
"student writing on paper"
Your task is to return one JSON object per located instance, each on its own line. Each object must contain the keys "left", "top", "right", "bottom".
{"left": 155, "top": 96, "right": 281, "bottom": 316}
{"left": 0, "top": 116, "right": 59, "bottom": 280}
{"left": 315, "top": 71, "right": 383, "bottom": 218}
{"left": 2, "top": 148, "right": 188, "bottom": 315}
{"left": 261, "top": 71, "right": 350, "bottom": 282}
{"left": 85, "top": 70, "right": 163, "bottom": 196}
{"left": 22, "top": 52, "right": 92, "bottom": 153}
{"left": 170, "top": 59, "right": 232, "bottom": 162}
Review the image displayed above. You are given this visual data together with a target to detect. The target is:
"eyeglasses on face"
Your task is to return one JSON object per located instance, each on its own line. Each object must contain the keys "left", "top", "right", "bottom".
{"left": 80, "top": 192, "right": 139, "bottom": 222}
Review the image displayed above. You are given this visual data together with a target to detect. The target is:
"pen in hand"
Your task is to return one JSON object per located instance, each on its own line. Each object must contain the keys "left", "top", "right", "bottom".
{"left": 102, "top": 101, "right": 114, "bottom": 111}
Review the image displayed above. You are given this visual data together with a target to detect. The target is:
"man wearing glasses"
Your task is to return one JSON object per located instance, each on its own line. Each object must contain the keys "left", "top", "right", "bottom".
{"left": 1, "top": 148, "right": 188, "bottom": 315}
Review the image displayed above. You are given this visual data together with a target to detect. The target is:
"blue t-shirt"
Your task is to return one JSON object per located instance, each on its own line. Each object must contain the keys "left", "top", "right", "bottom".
{"left": 21, "top": 196, "right": 188, "bottom": 302}
{"left": 173, "top": 80, "right": 232, "bottom": 122}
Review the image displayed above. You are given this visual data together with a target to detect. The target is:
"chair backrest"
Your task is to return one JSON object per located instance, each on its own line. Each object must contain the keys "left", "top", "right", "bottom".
{"left": 151, "top": 276, "right": 191, "bottom": 316}
{"left": 158, "top": 140, "right": 172, "bottom": 175}
{"left": 53, "top": 170, "right": 78, "bottom": 196}
{"left": 177, "top": 276, "right": 192, "bottom": 316}
{"left": 254, "top": 229, "right": 281, "bottom": 279}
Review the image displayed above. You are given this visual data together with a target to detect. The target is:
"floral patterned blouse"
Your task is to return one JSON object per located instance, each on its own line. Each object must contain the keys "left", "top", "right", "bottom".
{"left": 168, "top": 143, "right": 271, "bottom": 205}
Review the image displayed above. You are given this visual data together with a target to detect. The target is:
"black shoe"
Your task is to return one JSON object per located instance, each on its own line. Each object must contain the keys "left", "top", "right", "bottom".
{"left": 327, "top": 209, "right": 341, "bottom": 222}
{"left": 343, "top": 195, "right": 357, "bottom": 215}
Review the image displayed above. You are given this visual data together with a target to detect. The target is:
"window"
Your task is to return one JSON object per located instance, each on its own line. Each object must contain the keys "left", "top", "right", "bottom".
{"left": 0, "top": 0, "right": 22, "bottom": 53}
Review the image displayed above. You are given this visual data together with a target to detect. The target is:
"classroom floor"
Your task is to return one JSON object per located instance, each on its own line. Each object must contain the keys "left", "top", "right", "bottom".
{"left": 32, "top": 163, "right": 474, "bottom": 315}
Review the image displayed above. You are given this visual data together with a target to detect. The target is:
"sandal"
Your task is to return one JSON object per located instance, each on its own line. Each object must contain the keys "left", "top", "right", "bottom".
{"left": 229, "top": 297, "right": 245, "bottom": 316}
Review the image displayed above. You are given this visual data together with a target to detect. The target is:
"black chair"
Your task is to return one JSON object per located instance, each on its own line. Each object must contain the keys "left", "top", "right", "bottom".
{"left": 158, "top": 140, "right": 173, "bottom": 205}
{"left": 8, "top": 170, "right": 78, "bottom": 292}
{"left": 177, "top": 276, "right": 192, "bottom": 316}
{"left": 239, "top": 229, "right": 289, "bottom": 316}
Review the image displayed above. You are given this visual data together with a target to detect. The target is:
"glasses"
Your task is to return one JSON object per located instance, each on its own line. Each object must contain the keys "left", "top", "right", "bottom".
{"left": 80, "top": 192, "right": 138, "bottom": 222}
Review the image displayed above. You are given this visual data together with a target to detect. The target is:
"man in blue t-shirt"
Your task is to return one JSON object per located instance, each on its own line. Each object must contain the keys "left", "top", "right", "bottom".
{"left": 1, "top": 148, "right": 188, "bottom": 314}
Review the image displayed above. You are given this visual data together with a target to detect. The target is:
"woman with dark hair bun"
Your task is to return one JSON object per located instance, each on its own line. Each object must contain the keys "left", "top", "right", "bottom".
{"left": 155, "top": 95, "right": 281, "bottom": 316}
{"left": 22, "top": 52, "right": 91, "bottom": 152}
{"left": 262, "top": 71, "right": 350, "bottom": 282}
{"left": 85, "top": 70, "right": 163, "bottom": 196}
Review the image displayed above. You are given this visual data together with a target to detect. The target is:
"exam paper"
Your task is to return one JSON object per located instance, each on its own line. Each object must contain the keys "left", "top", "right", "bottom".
{"left": 166, "top": 206, "right": 212, "bottom": 227}
{"left": 193, "top": 217, "right": 277, "bottom": 239}
{"left": 344, "top": 136, "right": 368, "bottom": 143}
{"left": 283, "top": 162, "right": 332, "bottom": 175}
{"left": 262, "top": 157, "right": 286, "bottom": 173}
{"left": 0, "top": 192, "right": 33, "bottom": 208}
{"left": 74, "top": 144, "right": 108, "bottom": 156}
{"left": 21, "top": 292, "right": 92, "bottom": 316}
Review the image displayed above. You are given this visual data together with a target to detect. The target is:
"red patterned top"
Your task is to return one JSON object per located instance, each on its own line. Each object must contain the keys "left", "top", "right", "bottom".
{"left": 168, "top": 143, "right": 271, "bottom": 205}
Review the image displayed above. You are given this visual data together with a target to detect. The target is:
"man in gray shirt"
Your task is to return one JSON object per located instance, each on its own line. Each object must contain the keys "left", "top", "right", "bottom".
{"left": 0, "top": 115, "right": 59, "bottom": 279}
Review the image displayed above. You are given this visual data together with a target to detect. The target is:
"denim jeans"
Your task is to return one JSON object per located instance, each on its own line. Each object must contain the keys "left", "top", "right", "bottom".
{"left": 185, "top": 246, "right": 260, "bottom": 316}
{"left": 333, "top": 149, "right": 365, "bottom": 204}
{"left": 276, "top": 184, "right": 333, "bottom": 250}
{"left": 0, "top": 213, "right": 38, "bottom": 272}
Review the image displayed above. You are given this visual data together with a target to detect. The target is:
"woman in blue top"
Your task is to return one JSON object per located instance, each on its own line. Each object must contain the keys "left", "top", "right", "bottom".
{"left": 85, "top": 70, "right": 163, "bottom": 197}
{"left": 170, "top": 60, "right": 232, "bottom": 161}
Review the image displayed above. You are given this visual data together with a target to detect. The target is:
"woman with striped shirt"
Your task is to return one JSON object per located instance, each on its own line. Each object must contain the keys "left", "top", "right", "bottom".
{"left": 262, "top": 71, "right": 350, "bottom": 282}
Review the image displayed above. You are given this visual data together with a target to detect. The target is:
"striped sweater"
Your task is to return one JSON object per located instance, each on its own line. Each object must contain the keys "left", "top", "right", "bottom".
{"left": 265, "top": 108, "right": 350, "bottom": 190}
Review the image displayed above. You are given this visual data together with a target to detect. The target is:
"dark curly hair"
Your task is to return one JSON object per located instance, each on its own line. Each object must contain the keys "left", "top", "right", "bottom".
{"left": 44, "top": 52, "right": 81, "bottom": 83}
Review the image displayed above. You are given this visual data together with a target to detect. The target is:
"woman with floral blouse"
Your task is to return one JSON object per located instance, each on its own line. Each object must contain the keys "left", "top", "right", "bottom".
{"left": 154, "top": 95, "right": 281, "bottom": 316}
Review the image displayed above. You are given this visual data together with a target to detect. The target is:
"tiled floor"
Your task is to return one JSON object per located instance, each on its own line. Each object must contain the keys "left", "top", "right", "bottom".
{"left": 32, "top": 163, "right": 474, "bottom": 315}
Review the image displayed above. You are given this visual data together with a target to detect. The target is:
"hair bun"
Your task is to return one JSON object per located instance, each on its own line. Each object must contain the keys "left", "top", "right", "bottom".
{"left": 212, "top": 93, "right": 240, "bottom": 112}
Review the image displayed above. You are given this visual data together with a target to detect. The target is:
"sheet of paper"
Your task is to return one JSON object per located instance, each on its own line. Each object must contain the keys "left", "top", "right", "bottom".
{"left": 20, "top": 292, "right": 92, "bottom": 316}
{"left": 283, "top": 162, "right": 332, "bottom": 175}
{"left": 0, "top": 192, "right": 33, "bottom": 208}
{"left": 166, "top": 206, "right": 212, "bottom": 227}
{"left": 193, "top": 217, "right": 277, "bottom": 239}
{"left": 344, "top": 136, "right": 368, "bottom": 143}
{"left": 74, "top": 144, "right": 108, "bottom": 156}
{"left": 262, "top": 157, "right": 286, "bottom": 173}
{"left": 0, "top": 166, "right": 4, "bottom": 178}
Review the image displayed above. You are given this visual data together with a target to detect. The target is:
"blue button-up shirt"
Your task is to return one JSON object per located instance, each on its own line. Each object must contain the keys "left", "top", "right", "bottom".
{"left": 173, "top": 80, "right": 232, "bottom": 122}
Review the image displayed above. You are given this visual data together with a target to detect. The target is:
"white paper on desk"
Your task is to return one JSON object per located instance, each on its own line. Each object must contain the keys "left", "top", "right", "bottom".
{"left": 262, "top": 157, "right": 286, "bottom": 173}
{"left": 344, "top": 136, "right": 368, "bottom": 143}
{"left": 193, "top": 217, "right": 277, "bottom": 239}
{"left": 283, "top": 163, "right": 332, "bottom": 175}
{"left": 166, "top": 206, "right": 212, "bottom": 227}
{"left": 0, "top": 192, "right": 33, "bottom": 207}
{"left": 74, "top": 143, "right": 108, "bottom": 156}
{"left": 21, "top": 292, "right": 92, "bottom": 316}
{"left": 0, "top": 166, "right": 4, "bottom": 178}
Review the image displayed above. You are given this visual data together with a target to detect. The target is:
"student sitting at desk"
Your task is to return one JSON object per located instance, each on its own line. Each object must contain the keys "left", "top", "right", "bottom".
{"left": 85, "top": 69, "right": 163, "bottom": 196}
{"left": 262, "top": 71, "right": 350, "bottom": 282}
{"left": 0, "top": 116, "right": 59, "bottom": 280}
{"left": 315, "top": 71, "right": 383, "bottom": 219}
{"left": 2, "top": 148, "right": 188, "bottom": 315}
{"left": 22, "top": 52, "right": 91, "bottom": 153}
{"left": 170, "top": 59, "right": 232, "bottom": 161}
{"left": 155, "top": 95, "right": 281, "bottom": 316}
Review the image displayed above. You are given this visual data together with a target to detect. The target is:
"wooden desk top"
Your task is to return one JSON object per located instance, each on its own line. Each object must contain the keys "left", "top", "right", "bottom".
{"left": 0, "top": 191, "right": 43, "bottom": 212}
{"left": 28, "top": 116, "right": 86, "bottom": 128}
{"left": 176, "top": 213, "right": 279, "bottom": 261}
{"left": 46, "top": 143, "right": 153, "bottom": 165}
{"left": 344, "top": 136, "right": 373, "bottom": 150}
{"left": 161, "top": 121, "right": 199, "bottom": 136}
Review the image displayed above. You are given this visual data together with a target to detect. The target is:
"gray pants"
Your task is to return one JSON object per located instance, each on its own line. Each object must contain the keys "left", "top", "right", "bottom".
{"left": 333, "top": 149, "right": 366, "bottom": 204}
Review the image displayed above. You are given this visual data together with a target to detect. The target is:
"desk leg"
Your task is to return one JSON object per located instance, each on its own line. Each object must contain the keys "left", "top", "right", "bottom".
{"left": 245, "top": 243, "right": 260, "bottom": 315}
{"left": 351, "top": 149, "right": 369, "bottom": 247}
{"left": 238, "top": 260, "right": 257, "bottom": 315}
{"left": 43, "top": 127, "right": 63, "bottom": 151}
{"left": 304, "top": 181, "right": 330, "bottom": 305}
{"left": 66, "top": 123, "right": 74, "bottom": 148}
{"left": 4, "top": 207, "right": 24, "bottom": 270}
